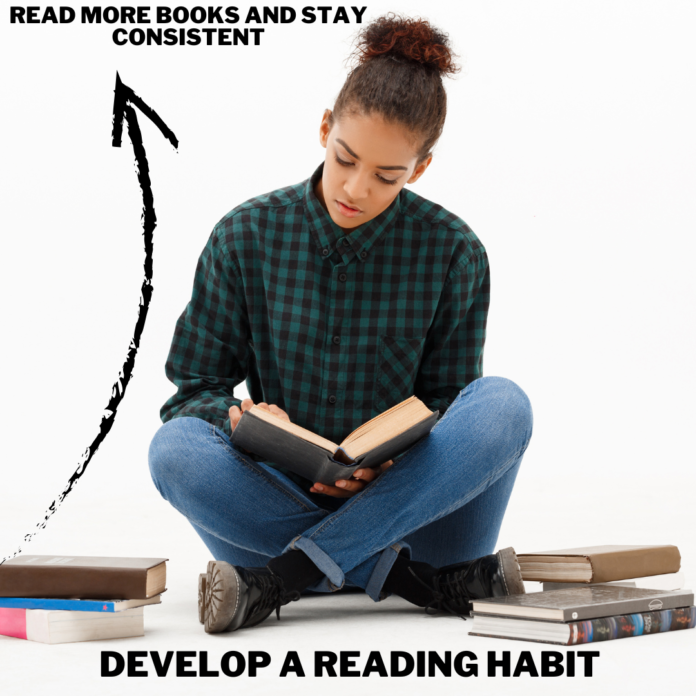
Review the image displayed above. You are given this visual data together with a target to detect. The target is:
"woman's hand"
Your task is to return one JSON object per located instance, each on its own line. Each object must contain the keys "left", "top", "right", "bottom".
{"left": 310, "top": 459, "right": 395, "bottom": 498}
{"left": 229, "top": 398, "right": 290, "bottom": 432}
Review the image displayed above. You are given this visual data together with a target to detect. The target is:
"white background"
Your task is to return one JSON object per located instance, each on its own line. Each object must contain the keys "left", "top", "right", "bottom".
{"left": 0, "top": 1, "right": 694, "bottom": 693}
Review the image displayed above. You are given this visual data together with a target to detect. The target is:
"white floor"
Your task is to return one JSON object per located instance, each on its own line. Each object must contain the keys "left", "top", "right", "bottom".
{"left": 3, "top": 580, "right": 695, "bottom": 696}
{"left": 2, "top": 464, "right": 694, "bottom": 696}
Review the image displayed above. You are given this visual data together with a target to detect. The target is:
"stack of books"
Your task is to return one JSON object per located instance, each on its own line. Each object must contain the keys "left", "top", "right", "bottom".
{"left": 0, "top": 555, "right": 167, "bottom": 644}
{"left": 469, "top": 545, "right": 695, "bottom": 645}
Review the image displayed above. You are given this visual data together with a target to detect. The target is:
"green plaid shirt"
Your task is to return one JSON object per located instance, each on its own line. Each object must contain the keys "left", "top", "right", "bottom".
{"left": 161, "top": 162, "right": 489, "bottom": 460}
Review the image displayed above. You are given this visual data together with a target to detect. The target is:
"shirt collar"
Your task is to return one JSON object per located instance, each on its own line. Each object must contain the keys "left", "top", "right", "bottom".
{"left": 304, "top": 162, "right": 401, "bottom": 264}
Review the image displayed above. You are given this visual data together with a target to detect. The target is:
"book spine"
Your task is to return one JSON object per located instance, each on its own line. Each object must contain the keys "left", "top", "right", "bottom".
{"left": 566, "top": 607, "right": 696, "bottom": 645}
{"left": 0, "top": 608, "right": 28, "bottom": 639}
{"left": 0, "top": 597, "right": 115, "bottom": 612}
{"left": 591, "top": 547, "right": 681, "bottom": 583}
{"left": 0, "top": 566, "right": 147, "bottom": 599}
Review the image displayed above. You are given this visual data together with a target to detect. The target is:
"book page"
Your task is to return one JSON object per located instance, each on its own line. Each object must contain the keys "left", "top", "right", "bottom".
{"left": 247, "top": 407, "right": 339, "bottom": 453}
{"left": 341, "top": 397, "right": 435, "bottom": 458}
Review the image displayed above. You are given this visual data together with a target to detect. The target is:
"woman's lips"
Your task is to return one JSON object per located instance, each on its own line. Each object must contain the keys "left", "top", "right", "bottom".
{"left": 336, "top": 200, "right": 362, "bottom": 218}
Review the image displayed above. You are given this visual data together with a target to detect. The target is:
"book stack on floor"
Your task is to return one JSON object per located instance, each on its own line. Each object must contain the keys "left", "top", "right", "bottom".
{"left": 469, "top": 545, "right": 695, "bottom": 645}
{"left": 0, "top": 555, "right": 167, "bottom": 644}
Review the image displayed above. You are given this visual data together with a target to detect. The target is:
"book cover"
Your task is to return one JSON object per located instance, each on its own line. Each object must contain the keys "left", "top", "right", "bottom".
{"left": 518, "top": 545, "right": 681, "bottom": 583}
{"left": 0, "top": 606, "right": 145, "bottom": 644}
{"left": 469, "top": 606, "right": 696, "bottom": 645}
{"left": 0, "top": 594, "right": 163, "bottom": 612}
{"left": 0, "top": 556, "right": 167, "bottom": 599}
{"left": 472, "top": 585, "right": 694, "bottom": 622}
{"left": 231, "top": 406, "right": 438, "bottom": 484}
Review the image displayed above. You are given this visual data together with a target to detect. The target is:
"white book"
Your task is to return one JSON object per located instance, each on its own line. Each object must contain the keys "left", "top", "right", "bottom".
{"left": 0, "top": 606, "right": 144, "bottom": 644}
{"left": 542, "top": 571, "right": 685, "bottom": 592}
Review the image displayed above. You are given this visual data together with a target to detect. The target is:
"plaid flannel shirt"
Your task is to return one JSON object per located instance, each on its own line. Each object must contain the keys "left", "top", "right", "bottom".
{"left": 161, "top": 162, "right": 490, "bottom": 481}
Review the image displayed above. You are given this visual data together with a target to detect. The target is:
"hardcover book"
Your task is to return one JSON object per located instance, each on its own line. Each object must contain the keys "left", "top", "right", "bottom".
{"left": 542, "top": 571, "right": 685, "bottom": 593}
{"left": 469, "top": 606, "right": 696, "bottom": 645}
{"left": 471, "top": 585, "right": 694, "bottom": 622}
{"left": 231, "top": 395, "right": 439, "bottom": 484}
{"left": 0, "top": 556, "right": 168, "bottom": 599}
{"left": 517, "top": 545, "right": 681, "bottom": 583}
{"left": 0, "top": 606, "right": 144, "bottom": 644}
{"left": 0, "top": 594, "right": 163, "bottom": 612}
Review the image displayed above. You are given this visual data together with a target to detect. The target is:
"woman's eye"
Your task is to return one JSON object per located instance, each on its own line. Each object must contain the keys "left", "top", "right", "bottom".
{"left": 335, "top": 155, "right": 352, "bottom": 167}
{"left": 377, "top": 174, "right": 399, "bottom": 186}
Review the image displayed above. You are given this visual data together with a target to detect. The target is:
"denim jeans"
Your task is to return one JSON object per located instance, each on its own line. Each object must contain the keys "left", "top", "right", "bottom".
{"left": 148, "top": 376, "right": 533, "bottom": 602}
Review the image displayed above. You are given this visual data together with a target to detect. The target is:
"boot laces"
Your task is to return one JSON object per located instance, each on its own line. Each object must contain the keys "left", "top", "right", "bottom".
{"left": 247, "top": 571, "right": 301, "bottom": 622}
{"left": 407, "top": 565, "right": 475, "bottom": 620}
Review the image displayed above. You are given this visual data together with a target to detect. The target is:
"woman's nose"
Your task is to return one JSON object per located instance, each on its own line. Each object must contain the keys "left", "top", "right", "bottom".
{"left": 344, "top": 171, "right": 369, "bottom": 202}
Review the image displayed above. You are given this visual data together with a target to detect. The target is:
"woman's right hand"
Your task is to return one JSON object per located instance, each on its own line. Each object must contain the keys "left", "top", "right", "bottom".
{"left": 229, "top": 398, "right": 290, "bottom": 432}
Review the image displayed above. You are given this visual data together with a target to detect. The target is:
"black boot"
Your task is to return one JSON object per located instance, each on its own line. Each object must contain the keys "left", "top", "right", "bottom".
{"left": 408, "top": 547, "right": 525, "bottom": 617}
{"left": 200, "top": 561, "right": 301, "bottom": 633}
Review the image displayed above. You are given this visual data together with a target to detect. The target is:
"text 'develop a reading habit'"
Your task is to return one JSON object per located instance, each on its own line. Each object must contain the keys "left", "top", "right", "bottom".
{"left": 101, "top": 650, "right": 601, "bottom": 678}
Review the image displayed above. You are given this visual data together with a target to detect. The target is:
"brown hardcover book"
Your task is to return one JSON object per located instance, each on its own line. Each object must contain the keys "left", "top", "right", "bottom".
{"left": 231, "top": 395, "right": 439, "bottom": 484}
{"left": 0, "top": 556, "right": 167, "bottom": 599}
{"left": 517, "top": 545, "right": 681, "bottom": 583}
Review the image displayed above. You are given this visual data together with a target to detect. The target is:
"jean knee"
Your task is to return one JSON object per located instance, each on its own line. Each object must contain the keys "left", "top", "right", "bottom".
{"left": 148, "top": 417, "right": 209, "bottom": 498}
{"left": 468, "top": 376, "right": 534, "bottom": 451}
{"left": 491, "top": 376, "right": 533, "bottom": 445}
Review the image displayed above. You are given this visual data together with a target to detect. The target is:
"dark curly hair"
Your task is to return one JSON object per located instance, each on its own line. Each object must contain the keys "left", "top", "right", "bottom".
{"left": 329, "top": 13, "right": 460, "bottom": 163}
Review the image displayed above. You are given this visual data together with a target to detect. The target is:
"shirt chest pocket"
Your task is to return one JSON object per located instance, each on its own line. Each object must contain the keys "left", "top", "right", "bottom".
{"left": 374, "top": 335, "right": 426, "bottom": 414}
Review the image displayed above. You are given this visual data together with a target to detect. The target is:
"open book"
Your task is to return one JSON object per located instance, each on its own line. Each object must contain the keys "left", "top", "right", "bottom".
{"left": 230, "top": 395, "right": 439, "bottom": 484}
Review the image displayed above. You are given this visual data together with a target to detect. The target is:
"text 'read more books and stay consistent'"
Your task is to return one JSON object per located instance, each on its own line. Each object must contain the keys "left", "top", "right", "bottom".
{"left": 231, "top": 395, "right": 439, "bottom": 484}
{"left": 0, "top": 606, "right": 145, "bottom": 644}
{"left": 469, "top": 606, "right": 696, "bottom": 646}
{"left": 516, "top": 545, "right": 681, "bottom": 583}
{"left": 0, "top": 556, "right": 168, "bottom": 599}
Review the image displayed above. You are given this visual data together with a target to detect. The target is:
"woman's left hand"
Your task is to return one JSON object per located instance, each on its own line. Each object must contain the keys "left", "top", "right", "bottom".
{"left": 309, "top": 459, "right": 394, "bottom": 498}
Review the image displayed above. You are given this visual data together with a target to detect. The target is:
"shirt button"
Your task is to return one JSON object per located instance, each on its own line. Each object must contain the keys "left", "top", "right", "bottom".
{"left": 328, "top": 395, "right": 337, "bottom": 404}
{"left": 342, "top": 237, "right": 350, "bottom": 246}
{"left": 332, "top": 336, "right": 340, "bottom": 345}
{"left": 360, "top": 251, "right": 367, "bottom": 259}
{"left": 322, "top": 248, "right": 330, "bottom": 257}
{"left": 338, "top": 273, "right": 347, "bottom": 282}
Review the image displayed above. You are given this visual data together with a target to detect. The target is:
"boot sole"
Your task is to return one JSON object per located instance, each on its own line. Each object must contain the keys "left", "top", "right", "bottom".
{"left": 496, "top": 547, "right": 526, "bottom": 596}
{"left": 202, "top": 561, "right": 243, "bottom": 634}
{"left": 198, "top": 573, "right": 206, "bottom": 624}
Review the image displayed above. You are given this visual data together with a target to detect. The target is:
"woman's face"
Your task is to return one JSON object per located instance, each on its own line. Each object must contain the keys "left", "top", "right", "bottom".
{"left": 316, "top": 110, "right": 432, "bottom": 232}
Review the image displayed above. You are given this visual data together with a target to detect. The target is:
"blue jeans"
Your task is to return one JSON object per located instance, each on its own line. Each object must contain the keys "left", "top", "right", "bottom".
{"left": 148, "top": 376, "right": 533, "bottom": 602}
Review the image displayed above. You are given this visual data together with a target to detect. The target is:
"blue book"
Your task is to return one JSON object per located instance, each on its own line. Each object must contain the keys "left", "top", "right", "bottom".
{"left": 0, "top": 594, "right": 162, "bottom": 612}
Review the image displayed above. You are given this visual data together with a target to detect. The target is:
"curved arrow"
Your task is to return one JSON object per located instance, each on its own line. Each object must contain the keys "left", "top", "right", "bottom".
{"left": 1, "top": 73, "right": 178, "bottom": 563}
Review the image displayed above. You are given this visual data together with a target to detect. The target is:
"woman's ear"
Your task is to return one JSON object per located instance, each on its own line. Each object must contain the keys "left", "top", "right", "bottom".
{"left": 319, "top": 109, "right": 332, "bottom": 148}
{"left": 407, "top": 155, "right": 433, "bottom": 184}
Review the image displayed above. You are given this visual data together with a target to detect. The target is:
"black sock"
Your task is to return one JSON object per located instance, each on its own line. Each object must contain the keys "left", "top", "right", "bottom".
{"left": 382, "top": 554, "right": 438, "bottom": 607}
{"left": 267, "top": 550, "right": 324, "bottom": 594}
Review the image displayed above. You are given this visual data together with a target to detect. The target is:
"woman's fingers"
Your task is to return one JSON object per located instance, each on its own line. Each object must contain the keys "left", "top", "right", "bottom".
{"left": 353, "top": 467, "right": 378, "bottom": 482}
{"left": 229, "top": 405, "right": 242, "bottom": 432}
{"left": 269, "top": 404, "right": 290, "bottom": 421}
{"left": 230, "top": 399, "right": 291, "bottom": 433}
{"left": 230, "top": 399, "right": 255, "bottom": 432}
{"left": 379, "top": 459, "right": 395, "bottom": 473}
{"left": 310, "top": 478, "right": 366, "bottom": 498}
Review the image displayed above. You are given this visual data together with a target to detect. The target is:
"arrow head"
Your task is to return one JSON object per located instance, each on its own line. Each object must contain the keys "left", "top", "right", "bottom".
{"left": 112, "top": 71, "right": 126, "bottom": 148}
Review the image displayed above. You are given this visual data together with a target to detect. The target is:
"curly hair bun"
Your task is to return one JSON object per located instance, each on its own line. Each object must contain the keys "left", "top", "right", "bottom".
{"left": 354, "top": 13, "right": 459, "bottom": 76}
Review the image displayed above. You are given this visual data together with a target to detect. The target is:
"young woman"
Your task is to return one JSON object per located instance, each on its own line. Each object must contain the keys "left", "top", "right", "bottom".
{"left": 148, "top": 14, "right": 533, "bottom": 633}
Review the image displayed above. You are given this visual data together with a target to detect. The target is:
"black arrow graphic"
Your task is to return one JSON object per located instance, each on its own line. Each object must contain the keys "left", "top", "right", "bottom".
{"left": 1, "top": 73, "right": 178, "bottom": 563}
